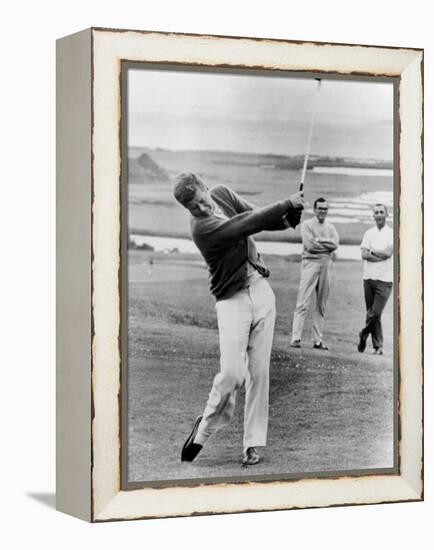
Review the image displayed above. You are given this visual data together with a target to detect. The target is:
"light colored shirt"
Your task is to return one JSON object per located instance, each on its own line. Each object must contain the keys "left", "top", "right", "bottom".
{"left": 301, "top": 217, "right": 339, "bottom": 262}
{"left": 360, "top": 224, "right": 393, "bottom": 282}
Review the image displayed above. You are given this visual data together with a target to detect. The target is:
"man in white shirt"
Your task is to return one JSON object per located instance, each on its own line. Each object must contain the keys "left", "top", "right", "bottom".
{"left": 290, "top": 197, "right": 339, "bottom": 350}
{"left": 358, "top": 203, "right": 393, "bottom": 355}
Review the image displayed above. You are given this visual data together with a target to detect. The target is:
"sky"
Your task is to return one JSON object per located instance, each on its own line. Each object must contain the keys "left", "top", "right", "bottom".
{"left": 128, "top": 67, "right": 394, "bottom": 161}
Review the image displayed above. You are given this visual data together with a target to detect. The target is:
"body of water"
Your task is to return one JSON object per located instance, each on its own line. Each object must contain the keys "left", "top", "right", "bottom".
{"left": 311, "top": 166, "right": 393, "bottom": 177}
{"left": 131, "top": 234, "right": 362, "bottom": 261}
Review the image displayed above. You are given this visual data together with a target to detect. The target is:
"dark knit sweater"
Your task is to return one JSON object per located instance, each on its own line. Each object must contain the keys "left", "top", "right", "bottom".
{"left": 190, "top": 184, "right": 295, "bottom": 300}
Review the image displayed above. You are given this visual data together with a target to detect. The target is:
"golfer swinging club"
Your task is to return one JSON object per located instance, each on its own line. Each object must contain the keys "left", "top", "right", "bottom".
{"left": 173, "top": 173, "right": 303, "bottom": 466}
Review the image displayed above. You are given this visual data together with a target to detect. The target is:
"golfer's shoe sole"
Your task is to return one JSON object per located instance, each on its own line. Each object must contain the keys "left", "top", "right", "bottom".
{"left": 181, "top": 415, "right": 203, "bottom": 462}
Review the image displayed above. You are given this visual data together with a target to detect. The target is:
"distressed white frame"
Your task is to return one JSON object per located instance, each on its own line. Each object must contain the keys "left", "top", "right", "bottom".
{"left": 57, "top": 28, "right": 423, "bottom": 522}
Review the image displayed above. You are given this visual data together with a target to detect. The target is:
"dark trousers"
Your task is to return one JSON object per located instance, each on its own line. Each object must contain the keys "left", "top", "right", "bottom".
{"left": 361, "top": 279, "right": 393, "bottom": 349}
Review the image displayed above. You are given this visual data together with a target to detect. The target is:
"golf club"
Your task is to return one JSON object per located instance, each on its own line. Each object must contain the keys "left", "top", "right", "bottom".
{"left": 299, "top": 78, "right": 322, "bottom": 194}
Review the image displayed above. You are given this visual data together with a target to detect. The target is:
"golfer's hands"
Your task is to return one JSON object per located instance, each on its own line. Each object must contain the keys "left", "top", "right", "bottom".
{"left": 285, "top": 191, "right": 304, "bottom": 229}
{"left": 289, "top": 191, "right": 304, "bottom": 210}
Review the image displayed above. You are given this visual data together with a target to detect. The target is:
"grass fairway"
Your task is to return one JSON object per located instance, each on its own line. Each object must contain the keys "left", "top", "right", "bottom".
{"left": 127, "top": 251, "right": 394, "bottom": 483}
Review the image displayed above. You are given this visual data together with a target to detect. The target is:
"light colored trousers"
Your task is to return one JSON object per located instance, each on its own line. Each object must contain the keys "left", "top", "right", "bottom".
{"left": 291, "top": 259, "right": 331, "bottom": 343}
{"left": 195, "top": 273, "right": 276, "bottom": 449}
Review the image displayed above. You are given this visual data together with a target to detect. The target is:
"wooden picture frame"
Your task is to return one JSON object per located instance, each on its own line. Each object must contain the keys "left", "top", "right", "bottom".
{"left": 56, "top": 27, "right": 423, "bottom": 522}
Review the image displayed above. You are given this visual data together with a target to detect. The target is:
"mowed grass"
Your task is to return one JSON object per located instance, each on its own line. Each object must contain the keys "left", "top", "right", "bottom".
{"left": 127, "top": 251, "right": 394, "bottom": 483}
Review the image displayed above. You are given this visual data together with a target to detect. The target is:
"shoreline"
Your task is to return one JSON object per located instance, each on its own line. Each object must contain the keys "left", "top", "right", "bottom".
{"left": 130, "top": 234, "right": 363, "bottom": 261}
{"left": 129, "top": 227, "right": 363, "bottom": 246}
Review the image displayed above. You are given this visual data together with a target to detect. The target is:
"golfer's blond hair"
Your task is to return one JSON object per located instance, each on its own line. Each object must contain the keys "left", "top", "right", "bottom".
{"left": 173, "top": 173, "right": 207, "bottom": 206}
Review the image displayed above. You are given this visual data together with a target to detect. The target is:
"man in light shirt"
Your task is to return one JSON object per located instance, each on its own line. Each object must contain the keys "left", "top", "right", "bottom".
{"left": 290, "top": 197, "right": 339, "bottom": 350}
{"left": 358, "top": 203, "right": 393, "bottom": 355}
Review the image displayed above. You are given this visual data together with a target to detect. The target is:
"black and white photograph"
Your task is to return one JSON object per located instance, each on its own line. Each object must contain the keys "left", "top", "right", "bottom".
{"left": 123, "top": 65, "right": 396, "bottom": 485}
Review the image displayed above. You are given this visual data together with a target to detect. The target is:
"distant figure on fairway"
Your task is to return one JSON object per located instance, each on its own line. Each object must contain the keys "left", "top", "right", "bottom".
{"left": 173, "top": 172, "right": 303, "bottom": 466}
{"left": 358, "top": 204, "right": 393, "bottom": 355}
{"left": 148, "top": 256, "right": 154, "bottom": 276}
{"left": 290, "top": 197, "right": 339, "bottom": 350}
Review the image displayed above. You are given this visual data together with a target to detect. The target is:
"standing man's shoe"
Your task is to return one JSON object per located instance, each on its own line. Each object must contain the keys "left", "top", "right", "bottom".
{"left": 290, "top": 340, "right": 301, "bottom": 348}
{"left": 181, "top": 415, "right": 203, "bottom": 462}
{"left": 357, "top": 331, "right": 367, "bottom": 353}
{"left": 373, "top": 347, "right": 384, "bottom": 355}
{"left": 242, "top": 447, "right": 260, "bottom": 466}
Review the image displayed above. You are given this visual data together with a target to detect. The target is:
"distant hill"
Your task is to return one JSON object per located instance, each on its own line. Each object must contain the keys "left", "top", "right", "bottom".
{"left": 129, "top": 147, "right": 392, "bottom": 171}
{"left": 276, "top": 154, "right": 393, "bottom": 170}
{"left": 127, "top": 146, "right": 393, "bottom": 245}
{"left": 201, "top": 152, "right": 393, "bottom": 170}
{"left": 128, "top": 151, "right": 170, "bottom": 183}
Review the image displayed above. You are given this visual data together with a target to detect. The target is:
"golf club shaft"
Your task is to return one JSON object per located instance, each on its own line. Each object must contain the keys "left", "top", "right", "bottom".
{"left": 299, "top": 79, "right": 322, "bottom": 193}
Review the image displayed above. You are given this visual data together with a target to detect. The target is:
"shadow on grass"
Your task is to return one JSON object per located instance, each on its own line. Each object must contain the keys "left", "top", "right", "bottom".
{"left": 26, "top": 492, "right": 56, "bottom": 509}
